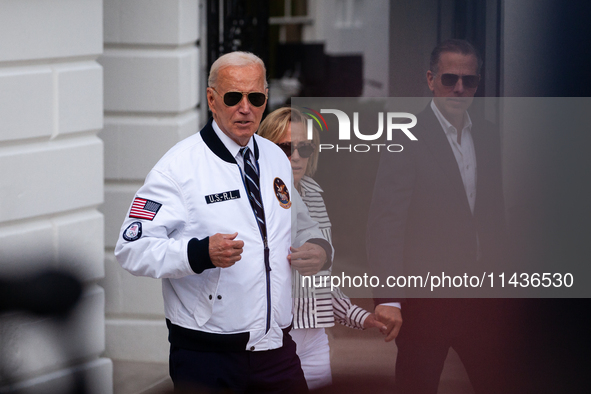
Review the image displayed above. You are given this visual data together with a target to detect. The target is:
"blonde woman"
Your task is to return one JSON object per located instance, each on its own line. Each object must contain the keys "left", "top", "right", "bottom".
{"left": 258, "top": 107, "right": 385, "bottom": 390}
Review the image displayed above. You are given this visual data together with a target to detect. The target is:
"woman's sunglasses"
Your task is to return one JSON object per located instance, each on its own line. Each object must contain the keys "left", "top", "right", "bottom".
{"left": 439, "top": 73, "right": 480, "bottom": 89}
{"left": 276, "top": 142, "right": 315, "bottom": 159}
{"left": 211, "top": 87, "right": 267, "bottom": 107}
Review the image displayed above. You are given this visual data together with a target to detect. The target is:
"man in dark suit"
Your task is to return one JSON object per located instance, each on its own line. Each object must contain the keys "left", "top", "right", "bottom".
{"left": 367, "top": 39, "right": 506, "bottom": 393}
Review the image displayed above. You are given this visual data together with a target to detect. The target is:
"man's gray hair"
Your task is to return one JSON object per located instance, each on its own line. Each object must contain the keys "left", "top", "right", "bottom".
{"left": 208, "top": 51, "right": 268, "bottom": 89}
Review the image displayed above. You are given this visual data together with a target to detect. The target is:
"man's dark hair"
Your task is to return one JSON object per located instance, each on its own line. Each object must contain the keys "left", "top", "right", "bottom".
{"left": 429, "top": 39, "right": 483, "bottom": 75}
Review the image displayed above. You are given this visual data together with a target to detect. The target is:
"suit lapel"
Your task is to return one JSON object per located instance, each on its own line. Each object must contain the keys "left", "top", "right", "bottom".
{"left": 418, "top": 108, "right": 473, "bottom": 215}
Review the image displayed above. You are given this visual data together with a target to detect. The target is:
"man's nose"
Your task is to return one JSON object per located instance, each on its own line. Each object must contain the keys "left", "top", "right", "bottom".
{"left": 238, "top": 94, "right": 251, "bottom": 112}
{"left": 454, "top": 78, "right": 465, "bottom": 94}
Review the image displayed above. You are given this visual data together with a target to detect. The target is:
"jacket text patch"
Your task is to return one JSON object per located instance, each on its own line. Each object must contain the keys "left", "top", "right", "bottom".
{"left": 205, "top": 190, "right": 241, "bottom": 204}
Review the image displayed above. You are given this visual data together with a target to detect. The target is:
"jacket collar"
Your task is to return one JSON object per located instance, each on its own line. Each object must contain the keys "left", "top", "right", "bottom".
{"left": 200, "top": 117, "right": 260, "bottom": 163}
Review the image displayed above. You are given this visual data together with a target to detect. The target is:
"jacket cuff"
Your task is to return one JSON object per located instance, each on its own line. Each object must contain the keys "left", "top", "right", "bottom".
{"left": 356, "top": 308, "right": 371, "bottom": 330}
{"left": 305, "top": 238, "right": 332, "bottom": 270}
{"left": 373, "top": 298, "right": 404, "bottom": 307}
{"left": 187, "top": 237, "right": 215, "bottom": 274}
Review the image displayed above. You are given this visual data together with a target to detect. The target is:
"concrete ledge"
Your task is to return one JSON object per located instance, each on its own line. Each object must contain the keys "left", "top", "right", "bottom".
{"left": 101, "top": 110, "right": 199, "bottom": 180}
{"left": 0, "top": 136, "right": 103, "bottom": 222}
{"left": 57, "top": 62, "right": 103, "bottom": 135}
{"left": 0, "top": 210, "right": 104, "bottom": 282}
{"left": 53, "top": 210, "right": 105, "bottom": 281}
{"left": 105, "top": 318, "right": 169, "bottom": 363}
{"left": 0, "top": 0, "right": 102, "bottom": 63}
{"left": 102, "top": 253, "right": 165, "bottom": 317}
{"left": 100, "top": 47, "right": 198, "bottom": 113}
{"left": 104, "top": 0, "right": 198, "bottom": 45}
{"left": 0, "top": 62, "right": 103, "bottom": 143}
{"left": 101, "top": 183, "right": 141, "bottom": 249}
{"left": 0, "top": 67, "right": 53, "bottom": 141}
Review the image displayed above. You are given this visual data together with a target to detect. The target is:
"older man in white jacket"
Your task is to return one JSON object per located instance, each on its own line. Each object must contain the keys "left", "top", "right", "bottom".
{"left": 115, "top": 52, "right": 331, "bottom": 393}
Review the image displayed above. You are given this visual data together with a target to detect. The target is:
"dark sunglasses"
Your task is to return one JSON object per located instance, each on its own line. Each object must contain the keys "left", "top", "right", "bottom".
{"left": 440, "top": 73, "right": 480, "bottom": 89}
{"left": 276, "top": 142, "right": 315, "bottom": 159}
{"left": 211, "top": 87, "right": 267, "bottom": 107}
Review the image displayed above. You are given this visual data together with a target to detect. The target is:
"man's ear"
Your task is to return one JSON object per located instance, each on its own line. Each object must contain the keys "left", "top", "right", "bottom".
{"left": 206, "top": 88, "right": 215, "bottom": 112}
{"left": 426, "top": 70, "right": 435, "bottom": 92}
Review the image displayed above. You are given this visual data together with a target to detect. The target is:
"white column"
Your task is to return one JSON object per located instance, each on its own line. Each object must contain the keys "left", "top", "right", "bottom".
{"left": 0, "top": 1, "right": 111, "bottom": 393}
{"left": 99, "top": 0, "right": 200, "bottom": 363}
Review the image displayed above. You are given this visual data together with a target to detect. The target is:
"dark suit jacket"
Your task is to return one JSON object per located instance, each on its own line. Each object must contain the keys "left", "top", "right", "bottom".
{"left": 367, "top": 105, "right": 505, "bottom": 302}
{"left": 366, "top": 105, "right": 588, "bottom": 392}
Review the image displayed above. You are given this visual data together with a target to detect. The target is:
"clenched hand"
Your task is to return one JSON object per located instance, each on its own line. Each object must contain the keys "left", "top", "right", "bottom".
{"left": 209, "top": 232, "right": 244, "bottom": 268}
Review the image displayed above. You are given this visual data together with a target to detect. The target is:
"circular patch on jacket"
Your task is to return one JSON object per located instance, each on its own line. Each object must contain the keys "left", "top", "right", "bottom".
{"left": 123, "top": 222, "right": 142, "bottom": 241}
{"left": 273, "top": 177, "right": 292, "bottom": 209}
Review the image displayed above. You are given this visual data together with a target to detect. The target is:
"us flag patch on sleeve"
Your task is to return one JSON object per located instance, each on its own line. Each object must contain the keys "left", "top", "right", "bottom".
{"left": 129, "top": 197, "right": 162, "bottom": 221}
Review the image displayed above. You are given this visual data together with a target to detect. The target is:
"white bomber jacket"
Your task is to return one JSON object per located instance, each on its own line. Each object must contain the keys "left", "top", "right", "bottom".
{"left": 115, "top": 119, "right": 330, "bottom": 352}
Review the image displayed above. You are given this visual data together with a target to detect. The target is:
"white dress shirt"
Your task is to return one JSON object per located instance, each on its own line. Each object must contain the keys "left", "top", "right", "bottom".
{"left": 430, "top": 100, "right": 477, "bottom": 214}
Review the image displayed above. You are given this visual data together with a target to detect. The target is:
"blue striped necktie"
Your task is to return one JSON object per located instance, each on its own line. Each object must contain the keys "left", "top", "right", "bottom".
{"left": 241, "top": 147, "right": 267, "bottom": 241}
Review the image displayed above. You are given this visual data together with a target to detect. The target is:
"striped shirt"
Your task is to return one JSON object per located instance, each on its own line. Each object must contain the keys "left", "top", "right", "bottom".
{"left": 292, "top": 176, "right": 370, "bottom": 330}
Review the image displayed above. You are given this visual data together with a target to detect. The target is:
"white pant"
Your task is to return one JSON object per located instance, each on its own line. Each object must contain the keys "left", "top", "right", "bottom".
{"left": 290, "top": 328, "right": 332, "bottom": 390}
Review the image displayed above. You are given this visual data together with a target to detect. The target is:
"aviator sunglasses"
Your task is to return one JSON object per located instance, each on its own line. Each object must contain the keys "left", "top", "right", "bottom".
{"left": 439, "top": 73, "right": 480, "bottom": 89}
{"left": 211, "top": 87, "right": 267, "bottom": 107}
{"left": 276, "top": 142, "right": 315, "bottom": 159}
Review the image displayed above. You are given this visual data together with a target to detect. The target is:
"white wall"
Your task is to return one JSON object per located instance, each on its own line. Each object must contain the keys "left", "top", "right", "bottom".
{"left": 0, "top": 0, "right": 112, "bottom": 392}
{"left": 99, "top": 0, "right": 200, "bottom": 363}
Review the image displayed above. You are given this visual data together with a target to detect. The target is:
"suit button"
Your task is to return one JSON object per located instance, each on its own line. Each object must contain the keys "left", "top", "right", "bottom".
{"left": 250, "top": 346, "right": 255, "bottom": 351}
{"left": 217, "top": 295, "right": 222, "bottom": 300}
{"left": 208, "top": 295, "right": 212, "bottom": 300}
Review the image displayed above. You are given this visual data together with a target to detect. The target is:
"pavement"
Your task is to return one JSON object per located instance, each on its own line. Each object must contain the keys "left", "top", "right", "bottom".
{"left": 113, "top": 299, "right": 474, "bottom": 394}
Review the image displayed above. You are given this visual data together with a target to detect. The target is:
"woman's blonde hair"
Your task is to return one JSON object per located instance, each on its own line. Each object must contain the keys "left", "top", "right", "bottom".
{"left": 258, "top": 107, "right": 320, "bottom": 177}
